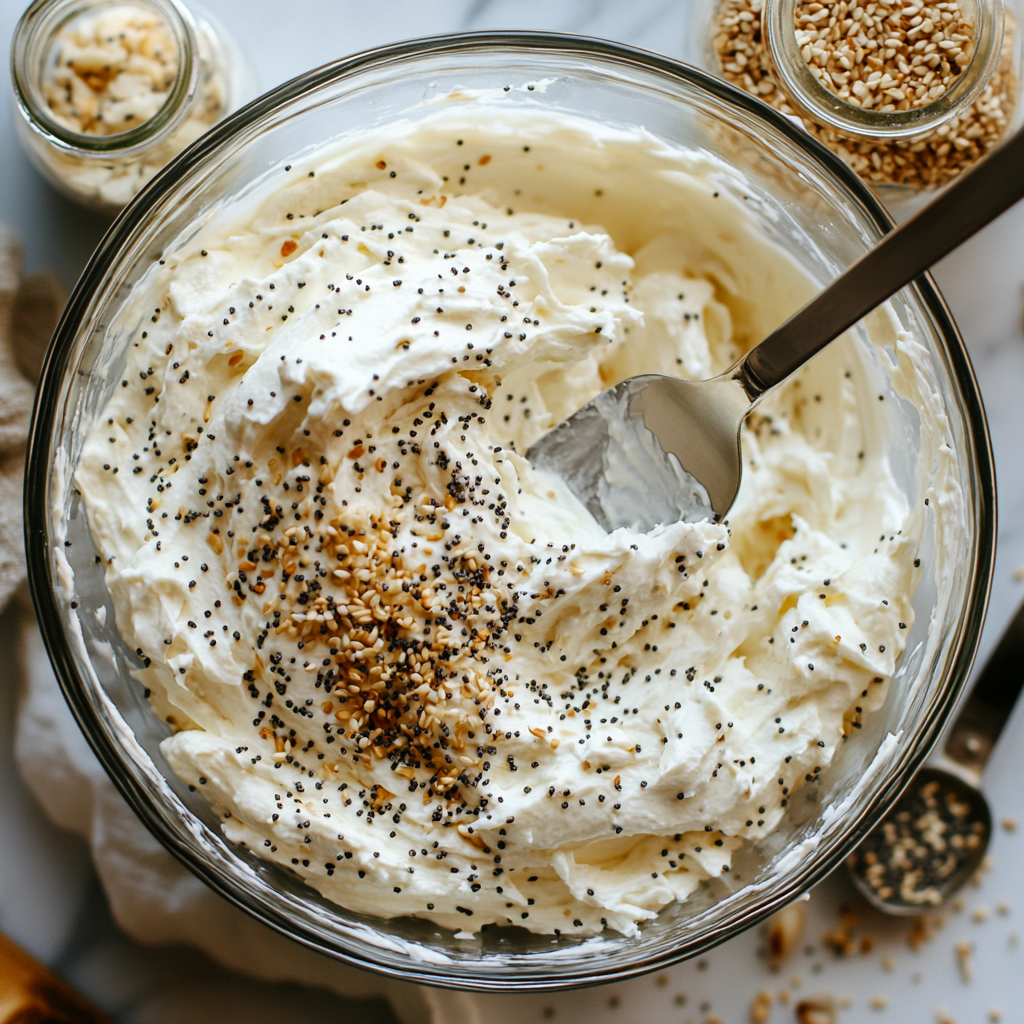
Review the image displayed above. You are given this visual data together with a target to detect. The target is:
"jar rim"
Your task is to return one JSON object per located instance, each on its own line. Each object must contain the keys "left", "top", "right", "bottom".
{"left": 10, "top": 0, "right": 201, "bottom": 157}
{"left": 763, "top": 0, "right": 1006, "bottom": 142}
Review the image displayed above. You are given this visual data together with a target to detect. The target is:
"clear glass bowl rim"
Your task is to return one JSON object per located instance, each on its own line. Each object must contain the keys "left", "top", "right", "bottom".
{"left": 24, "top": 29, "right": 997, "bottom": 991}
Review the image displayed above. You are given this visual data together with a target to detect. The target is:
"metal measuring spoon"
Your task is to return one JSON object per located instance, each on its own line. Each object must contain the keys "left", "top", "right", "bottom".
{"left": 847, "top": 596, "right": 1024, "bottom": 914}
{"left": 527, "top": 124, "right": 1024, "bottom": 531}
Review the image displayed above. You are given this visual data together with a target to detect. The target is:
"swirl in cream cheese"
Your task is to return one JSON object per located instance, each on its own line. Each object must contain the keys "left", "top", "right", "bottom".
{"left": 77, "top": 108, "right": 922, "bottom": 937}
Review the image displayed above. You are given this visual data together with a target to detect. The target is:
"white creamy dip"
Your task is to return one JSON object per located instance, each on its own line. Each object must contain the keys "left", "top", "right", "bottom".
{"left": 76, "top": 107, "right": 926, "bottom": 938}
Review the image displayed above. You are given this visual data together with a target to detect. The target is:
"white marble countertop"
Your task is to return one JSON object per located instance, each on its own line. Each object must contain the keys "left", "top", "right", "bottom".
{"left": 2, "top": 2, "right": 1024, "bottom": 1022}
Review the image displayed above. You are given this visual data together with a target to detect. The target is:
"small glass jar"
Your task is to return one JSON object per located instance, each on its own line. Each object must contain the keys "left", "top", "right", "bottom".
{"left": 11, "top": 0, "right": 253, "bottom": 214}
{"left": 765, "top": 0, "right": 1007, "bottom": 142}
{"left": 687, "top": 0, "right": 1024, "bottom": 205}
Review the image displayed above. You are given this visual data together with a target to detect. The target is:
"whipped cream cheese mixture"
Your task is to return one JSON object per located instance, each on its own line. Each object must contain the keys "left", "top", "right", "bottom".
{"left": 77, "top": 108, "right": 928, "bottom": 937}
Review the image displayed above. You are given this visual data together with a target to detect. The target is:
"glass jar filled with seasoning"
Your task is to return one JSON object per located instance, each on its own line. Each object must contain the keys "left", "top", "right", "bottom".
{"left": 685, "top": 0, "right": 1023, "bottom": 205}
{"left": 11, "top": 0, "right": 254, "bottom": 213}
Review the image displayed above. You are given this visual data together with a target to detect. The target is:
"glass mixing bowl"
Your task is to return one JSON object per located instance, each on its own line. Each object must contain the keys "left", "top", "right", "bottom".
{"left": 25, "top": 32, "right": 995, "bottom": 990}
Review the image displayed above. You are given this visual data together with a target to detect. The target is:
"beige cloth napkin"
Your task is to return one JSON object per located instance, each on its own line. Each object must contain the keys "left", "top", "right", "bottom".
{"left": 0, "top": 224, "right": 60, "bottom": 614}
{"left": 1, "top": 225, "right": 482, "bottom": 1024}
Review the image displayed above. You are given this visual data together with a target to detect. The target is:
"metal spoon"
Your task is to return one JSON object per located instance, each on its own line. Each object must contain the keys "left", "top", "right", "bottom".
{"left": 847, "top": 595, "right": 1024, "bottom": 914}
{"left": 528, "top": 124, "right": 1024, "bottom": 531}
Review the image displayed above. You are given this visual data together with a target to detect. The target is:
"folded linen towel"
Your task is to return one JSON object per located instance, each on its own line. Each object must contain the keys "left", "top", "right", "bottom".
{"left": 0, "top": 224, "right": 56, "bottom": 614}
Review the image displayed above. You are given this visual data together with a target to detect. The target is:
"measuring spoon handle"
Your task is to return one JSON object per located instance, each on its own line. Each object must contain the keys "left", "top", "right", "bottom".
{"left": 945, "top": 596, "right": 1024, "bottom": 775}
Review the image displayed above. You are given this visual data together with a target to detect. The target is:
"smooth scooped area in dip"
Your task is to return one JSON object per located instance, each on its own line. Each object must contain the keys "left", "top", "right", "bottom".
{"left": 77, "top": 108, "right": 923, "bottom": 937}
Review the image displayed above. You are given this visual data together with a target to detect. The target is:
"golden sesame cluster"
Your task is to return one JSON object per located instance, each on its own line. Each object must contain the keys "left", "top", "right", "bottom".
{"left": 251, "top": 482, "right": 513, "bottom": 805}
{"left": 187, "top": 382, "right": 535, "bottom": 822}
{"left": 795, "top": 0, "right": 974, "bottom": 111}
{"left": 713, "top": 0, "right": 1019, "bottom": 188}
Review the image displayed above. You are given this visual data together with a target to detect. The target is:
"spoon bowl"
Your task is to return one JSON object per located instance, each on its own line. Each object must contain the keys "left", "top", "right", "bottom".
{"left": 846, "top": 766, "right": 991, "bottom": 916}
{"left": 527, "top": 372, "right": 749, "bottom": 530}
{"left": 846, "top": 592, "right": 1024, "bottom": 914}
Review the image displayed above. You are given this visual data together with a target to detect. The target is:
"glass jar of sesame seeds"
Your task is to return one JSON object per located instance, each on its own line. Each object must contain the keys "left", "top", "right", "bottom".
{"left": 10, "top": 0, "right": 254, "bottom": 214}
{"left": 687, "top": 0, "right": 1024, "bottom": 203}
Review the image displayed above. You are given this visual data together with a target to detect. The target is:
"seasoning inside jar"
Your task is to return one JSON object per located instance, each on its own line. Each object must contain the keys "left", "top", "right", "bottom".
{"left": 42, "top": 3, "right": 185, "bottom": 135}
{"left": 712, "top": 0, "right": 1021, "bottom": 191}
{"left": 793, "top": 0, "right": 975, "bottom": 111}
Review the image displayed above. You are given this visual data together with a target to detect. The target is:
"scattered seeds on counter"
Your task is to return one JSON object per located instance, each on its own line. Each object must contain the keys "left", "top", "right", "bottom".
{"left": 767, "top": 901, "right": 807, "bottom": 961}
{"left": 750, "top": 989, "right": 773, "bottom": 1022}
{"left": 795, "top": 994, "right": 837, "bottom": 1024}
{"left": 908, "top": 912, "right": 946, "bottom": 949}
{"left": 822, "top": 908, "right": 864, "bottom": 956}
{"left": 955, "top": 939, "right": 974, "bottom": 982}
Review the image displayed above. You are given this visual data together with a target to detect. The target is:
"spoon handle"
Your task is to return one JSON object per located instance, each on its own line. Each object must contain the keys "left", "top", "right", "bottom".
{"left": 944, "top": 595, "right": 1024, "bottom": 776}
{"left": 740, "top": 124, "right": 1024, "bottom": 398}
